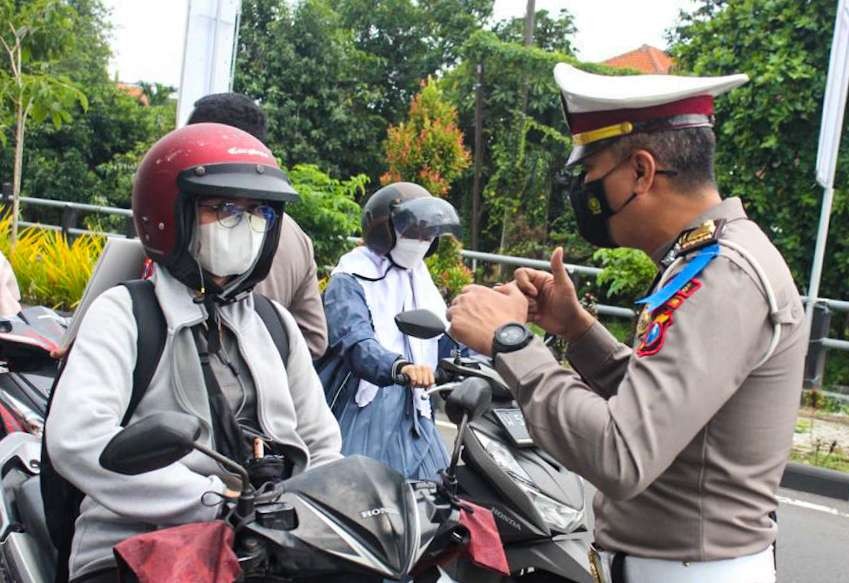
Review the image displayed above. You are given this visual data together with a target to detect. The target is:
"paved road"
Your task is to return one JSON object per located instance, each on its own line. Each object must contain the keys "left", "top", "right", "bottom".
{"left": 435, "top": 416, "right": 849, "bottom": 582}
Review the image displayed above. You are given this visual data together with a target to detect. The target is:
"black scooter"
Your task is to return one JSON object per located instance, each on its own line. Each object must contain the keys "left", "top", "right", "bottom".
{"left": 395, "top": 310, "right": 593, "bottom": 583}
{"left": 0, "top": 376, "right": 497, "bottom": 582}
{"left": 0, "top": 306, "right": 66, "bottom": 436}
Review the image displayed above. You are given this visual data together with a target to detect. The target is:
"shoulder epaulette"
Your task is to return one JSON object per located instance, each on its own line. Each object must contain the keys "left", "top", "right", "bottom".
{"left": 636, "top": 243, "right": 721, "bottom": 316}
{"left": 676, "top": 219, "right": 725, "bottom": 256}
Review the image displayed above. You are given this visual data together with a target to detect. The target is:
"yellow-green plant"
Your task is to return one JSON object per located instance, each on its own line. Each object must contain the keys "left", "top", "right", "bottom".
{"left": 0, "top": 214, "right": 104, "bottom": 310}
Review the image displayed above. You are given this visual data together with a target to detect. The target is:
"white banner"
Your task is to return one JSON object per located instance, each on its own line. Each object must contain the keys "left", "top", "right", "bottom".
{"left": 175, "top": 0, "right": 242, "bottom": 127}
{"left": 816, "top": 0, "right": 849, "bottom": 188}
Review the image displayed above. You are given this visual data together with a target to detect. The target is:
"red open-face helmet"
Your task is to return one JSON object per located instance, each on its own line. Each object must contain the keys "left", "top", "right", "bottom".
{"left": 132, "top": 123, "right": 299, "bottom": 296}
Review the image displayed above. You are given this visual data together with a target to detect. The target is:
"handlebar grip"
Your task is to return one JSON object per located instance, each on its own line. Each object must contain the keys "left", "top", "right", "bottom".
{"left": 394, "top": 373, "right": 411, "bottom": 386}
{"left": 434, "top": 368, "right": 451, "bottom": 385}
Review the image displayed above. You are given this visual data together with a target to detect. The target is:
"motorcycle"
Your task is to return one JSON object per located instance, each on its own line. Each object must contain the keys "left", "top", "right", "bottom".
{"left": 0, "top": 306, "right": 66, "bottom": 437}
{"left": 0, "top": 374, "right": 498, "bottom": 582}
{"left": 395, "top": 310, "right": 594, "bottom": 583}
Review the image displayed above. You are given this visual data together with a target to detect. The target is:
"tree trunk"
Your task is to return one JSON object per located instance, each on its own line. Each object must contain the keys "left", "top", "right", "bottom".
{"left": 11, "top": 99, "right": 26, "bottom": 247}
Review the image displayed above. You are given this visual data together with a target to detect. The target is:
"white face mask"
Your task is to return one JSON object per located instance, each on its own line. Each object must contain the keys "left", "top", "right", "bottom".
{"left": 390, "top": 236, "right": 433, "bottom": 269}
{"left": 194, "top": 218, "right": 266, "bottom": 277}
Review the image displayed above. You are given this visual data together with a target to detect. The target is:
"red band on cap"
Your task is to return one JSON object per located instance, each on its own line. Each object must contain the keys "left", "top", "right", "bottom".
{"left": 568, "top": 95, "right": 714, "bottom": 134}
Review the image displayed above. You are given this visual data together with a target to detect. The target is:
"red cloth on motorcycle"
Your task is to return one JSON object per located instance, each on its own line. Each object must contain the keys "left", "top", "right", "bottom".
{"left": 113, "top": 521, "right": 240, "bottom": 583}
{"left": 0, "top": 401, "right": 24, "bottom": 435}
{"left": 459, "top": 501, "right": 510, "bottom": 575}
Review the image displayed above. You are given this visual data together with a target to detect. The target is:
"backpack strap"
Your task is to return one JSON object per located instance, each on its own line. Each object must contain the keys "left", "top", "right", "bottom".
{"left": 42, "top": 280, "right": 165, "bottom": 583}
{"left": 253, "top": 294, "right": 290, "bottom": 365}
{"left": 119, "top": 280, "right": 166, "bottom": 426}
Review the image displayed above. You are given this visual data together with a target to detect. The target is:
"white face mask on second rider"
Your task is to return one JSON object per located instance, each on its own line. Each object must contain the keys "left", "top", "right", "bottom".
{"left": 390, "top": 235, "right": 433, "bottom": 269}
{"left": 194, "top": 215, "right": 266, "bottom": 277}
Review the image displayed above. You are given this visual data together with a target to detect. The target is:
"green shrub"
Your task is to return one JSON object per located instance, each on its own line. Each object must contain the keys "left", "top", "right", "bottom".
{"left": 285, "top": 164, "right": 368, "bottom": 273}
{"left": 593, "top": 248, "right": 656, "bottom": 304}
{"left": 426, "top": 235, "right": 473, "bottom": 302}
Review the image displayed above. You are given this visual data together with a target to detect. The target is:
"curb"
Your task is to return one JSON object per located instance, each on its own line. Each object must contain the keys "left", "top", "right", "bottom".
{"left": 781, "top": 462, "right": 849, "bottom": 501}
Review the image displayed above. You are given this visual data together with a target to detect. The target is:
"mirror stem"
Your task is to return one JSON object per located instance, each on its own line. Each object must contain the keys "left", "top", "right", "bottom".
{"left": 193, "top": 442, "right": 255, "bottom": 504}
{"left": 444, "top": 412, "right": 468, "bottom": 496}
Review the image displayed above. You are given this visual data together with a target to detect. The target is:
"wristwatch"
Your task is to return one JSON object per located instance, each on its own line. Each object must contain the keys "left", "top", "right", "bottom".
{"left": 492, "top": 322, "right": 534, "bottom": 358}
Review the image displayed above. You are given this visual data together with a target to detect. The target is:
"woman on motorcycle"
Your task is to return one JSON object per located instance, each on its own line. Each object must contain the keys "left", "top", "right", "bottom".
{"left": 320, "top": 183, "right": 461, "bottom": 481}
{"left": 45, "top": 124, "right": 342, "bottom": 583}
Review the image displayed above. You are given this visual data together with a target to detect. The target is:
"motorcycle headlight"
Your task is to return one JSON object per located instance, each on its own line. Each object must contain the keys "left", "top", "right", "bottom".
{"left": 525, "top": 488, "right": 583, "bottom": 533}
{"left": 472, "top": 429, "right": 583, "bottom": 533}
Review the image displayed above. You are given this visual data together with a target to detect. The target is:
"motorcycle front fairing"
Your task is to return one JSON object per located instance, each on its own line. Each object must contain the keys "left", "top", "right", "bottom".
{"left": 238, "top": 455, "right": 461, "bottom": 581}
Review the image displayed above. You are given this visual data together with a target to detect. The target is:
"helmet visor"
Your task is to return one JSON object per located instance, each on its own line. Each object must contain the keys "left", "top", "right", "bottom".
{"left": 391, "top": 197, "right": 461, "bottom": 241}
{"left": 178, "top": 163, "right": 299, "bottom": 203}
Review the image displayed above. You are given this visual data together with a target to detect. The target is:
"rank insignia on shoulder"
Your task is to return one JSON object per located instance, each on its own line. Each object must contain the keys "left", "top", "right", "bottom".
{"left": 674, "top": 219, "right": 725, "bottom": 258}
{"left": 636, "top": 279, "right": 702, "bottom": 357}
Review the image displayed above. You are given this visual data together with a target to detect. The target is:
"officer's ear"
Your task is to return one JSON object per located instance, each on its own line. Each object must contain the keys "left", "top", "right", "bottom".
{"left": 631, "top": 149, "right": 658, "bottom": 194}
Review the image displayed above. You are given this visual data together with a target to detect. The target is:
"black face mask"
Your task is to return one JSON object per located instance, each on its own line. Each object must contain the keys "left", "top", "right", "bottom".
{"left": 565, "top": 158, "right": 638, "bottom": 248}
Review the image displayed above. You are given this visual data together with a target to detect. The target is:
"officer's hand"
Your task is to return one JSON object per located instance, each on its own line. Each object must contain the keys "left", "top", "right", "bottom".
{"left": 448, "top": 282, "right": 528, "bottom": 356}
{"left": 513, "top": 247, "right": 593, "bottom": 341}
{"left": 400, "top": 364, "right": 435, "bottom": 388}
{"left": 49, "top": 347, "right": 68, "bottom": 360}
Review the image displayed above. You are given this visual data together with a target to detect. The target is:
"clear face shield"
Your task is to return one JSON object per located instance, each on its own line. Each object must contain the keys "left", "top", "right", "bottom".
{"left": 391, "top": 197, "right": 461, "bottom": 241}
{"left": 389, "top": 198, "right": 461, "bottom": 269}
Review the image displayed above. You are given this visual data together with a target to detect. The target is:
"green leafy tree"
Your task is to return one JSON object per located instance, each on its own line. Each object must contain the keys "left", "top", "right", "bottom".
{"left": 235, "top": 0, "right": 492, "bottom": 181}
{"left": 669, "top": 0, "right": 849, "bottom": 299}
{"left": 381, "top": 77, "right": 471, "bottom": 196}
{"left": 285, "top": 163, "right": 367, "bottom": 271}
{"left": 493, "top": 8, "right": 577, "bottom": 55}
{"left": 138, "top": 82, "right": 176, "bottom": 107}
{"left": 335, "top": 0, "right": 493, "bottom": 124}
{"left": 0, "top": 0, "right": 88, "bottom": 243}
{"left": 234, "top": 0, "right": 385, "bottom": 179}
{"left": 442, "top": 31, "right": 617, "bottom": 264}
{"left": 0, "top": 0, "right": 175, "bottom": 235}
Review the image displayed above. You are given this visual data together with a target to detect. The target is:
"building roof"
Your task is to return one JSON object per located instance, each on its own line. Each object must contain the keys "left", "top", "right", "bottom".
{"left": 116, "top": 83, "right": 150, "bottom": 106}
{"left": 602, "top": 45, "right": 674, "bottom": 75}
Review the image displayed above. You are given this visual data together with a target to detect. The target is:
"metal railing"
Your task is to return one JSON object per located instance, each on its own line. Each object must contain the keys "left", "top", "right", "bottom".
{"left": 7, "top": 195, "right": 849, "bottom": 377}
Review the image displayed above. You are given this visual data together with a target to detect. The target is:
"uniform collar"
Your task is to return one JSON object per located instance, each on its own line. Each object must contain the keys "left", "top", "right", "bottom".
{"left": 650, "top": 197, "right": 747, "bottom": 266}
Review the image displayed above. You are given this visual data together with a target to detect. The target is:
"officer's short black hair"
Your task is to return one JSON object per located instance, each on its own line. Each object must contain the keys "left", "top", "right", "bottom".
{"left": 610, "top": 127, "right": 716, "bottom": 190}
{"left": 187, "top": 93, "right": 267, "bottom": 142}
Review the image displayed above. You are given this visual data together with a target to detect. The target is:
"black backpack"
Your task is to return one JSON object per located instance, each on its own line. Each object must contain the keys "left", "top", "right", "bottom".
{"left": 40, "top": 280, "right": 290, "bottom": 583}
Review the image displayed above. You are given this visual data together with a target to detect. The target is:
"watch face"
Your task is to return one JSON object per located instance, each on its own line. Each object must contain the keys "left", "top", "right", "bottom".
{"left": 499, "top": 323, "right": 526, "bottom": 344}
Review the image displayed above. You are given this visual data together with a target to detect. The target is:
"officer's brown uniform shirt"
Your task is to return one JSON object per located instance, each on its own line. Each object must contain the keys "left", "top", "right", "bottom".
{"left": 255, "top": 214, "right": 328, "bottom": 358}
{"left": 495, "top": 198, "right": 806, "bottom": 561}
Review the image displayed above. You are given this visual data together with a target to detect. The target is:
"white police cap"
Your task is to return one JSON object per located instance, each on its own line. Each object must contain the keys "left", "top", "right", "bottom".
{"left": 553, "top": 63, "right": 749, "bottom": 166}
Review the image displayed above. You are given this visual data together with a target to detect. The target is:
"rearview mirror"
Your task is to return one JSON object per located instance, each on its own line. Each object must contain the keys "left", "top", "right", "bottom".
{"left": 99, "top": 412, "right": 201, "bottom": 475}
{"left": 395, "top": 309, "right": 446, "bottom": 339}
{"left": 445, "top": 377, "right": 492, "bottom": 425}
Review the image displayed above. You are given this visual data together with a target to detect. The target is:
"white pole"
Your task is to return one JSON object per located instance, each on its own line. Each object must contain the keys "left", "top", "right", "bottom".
{"left": 175, "top": 0, "right": 193, "bottom": 127}
{"left": 175, "top": 0, "right": 242, "bottom": 127}
{"left": 805, "top": 185, "right": 835, "bottom": 325}
{"left": 806, "top": 0, "right": 849, "bottom": 329}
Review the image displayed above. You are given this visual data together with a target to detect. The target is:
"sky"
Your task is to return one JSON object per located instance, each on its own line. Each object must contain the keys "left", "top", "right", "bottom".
{"left": 105, "top": 0, "right": 697, "bottom": 86}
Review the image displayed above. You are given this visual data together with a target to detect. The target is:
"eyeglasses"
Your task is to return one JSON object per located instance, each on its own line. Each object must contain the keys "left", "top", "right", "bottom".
{"left": 556, "top": 158, "right": 679, "bottom": 193}
{"left": 197, "top": 201, "right": 278, "bottom": 233}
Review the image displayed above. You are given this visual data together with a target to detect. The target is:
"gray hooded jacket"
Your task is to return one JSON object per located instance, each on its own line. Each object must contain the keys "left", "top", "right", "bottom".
{"left": 46, "top": 268, "right": 342, "bottom": 579}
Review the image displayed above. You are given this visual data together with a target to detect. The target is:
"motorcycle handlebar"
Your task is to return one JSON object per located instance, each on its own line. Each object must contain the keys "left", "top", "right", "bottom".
{"left": 394, "top": 368, "right": 451, "bottom": 388}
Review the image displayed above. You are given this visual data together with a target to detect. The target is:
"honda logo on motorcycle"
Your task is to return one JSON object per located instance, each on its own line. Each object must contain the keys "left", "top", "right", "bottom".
{"left": 360, "top": 507, "right": 399, "bottom": 519}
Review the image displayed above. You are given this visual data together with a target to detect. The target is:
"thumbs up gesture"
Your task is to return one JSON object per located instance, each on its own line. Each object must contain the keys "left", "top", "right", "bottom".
{"left": 512, "top": 247, "right": 595, "bottom": 341}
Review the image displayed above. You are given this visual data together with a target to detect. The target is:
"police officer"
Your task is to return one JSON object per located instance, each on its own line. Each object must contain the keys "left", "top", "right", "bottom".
{"left": 447, "top": 64, "right": 806, "bottom": 582}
